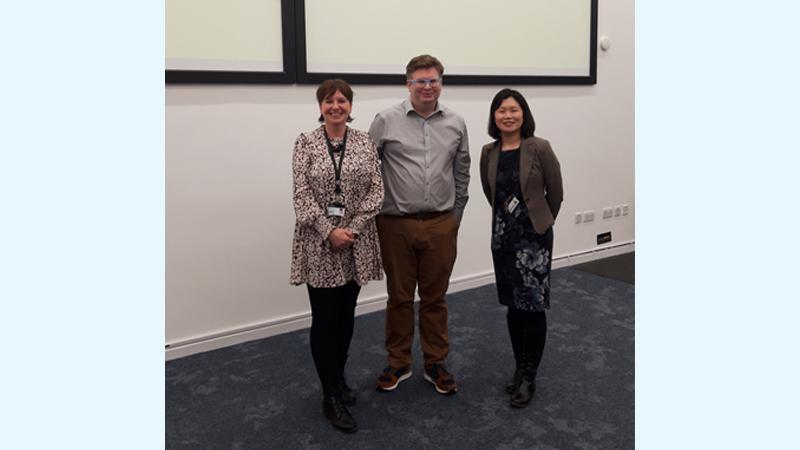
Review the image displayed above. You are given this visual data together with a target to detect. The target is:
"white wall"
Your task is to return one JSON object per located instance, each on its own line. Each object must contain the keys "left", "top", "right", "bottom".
{"left": 166, "top": 0, "right": 634, "bottom": 359}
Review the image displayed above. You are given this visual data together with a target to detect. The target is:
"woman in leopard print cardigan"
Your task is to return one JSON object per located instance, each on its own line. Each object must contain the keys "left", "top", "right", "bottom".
{"left": 290, "top": 79, "right": 383, "bottom": 433}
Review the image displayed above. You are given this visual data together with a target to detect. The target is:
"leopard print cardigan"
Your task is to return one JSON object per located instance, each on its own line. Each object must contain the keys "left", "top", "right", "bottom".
{"left": 290, "top": 126, "right": 384, "bottom": 287}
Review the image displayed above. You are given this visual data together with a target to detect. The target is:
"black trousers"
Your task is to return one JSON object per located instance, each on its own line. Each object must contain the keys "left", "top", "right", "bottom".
{"left": 506, "top": 308, "right": 547, "bottom": 374}
{"left": 307, "top": 280, "right": 360, "bottom": 395}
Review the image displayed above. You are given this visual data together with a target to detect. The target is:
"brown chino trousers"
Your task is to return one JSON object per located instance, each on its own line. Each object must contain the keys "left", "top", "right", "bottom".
{"left": 376, "top": 212, "right": 458, "bottom": 369}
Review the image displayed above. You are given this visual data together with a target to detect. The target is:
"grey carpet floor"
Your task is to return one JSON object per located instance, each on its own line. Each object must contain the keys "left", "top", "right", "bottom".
{"left": 166, "top": 267, "right": 634, "bottom": 449}
{"left": 571, "top": 252, "right": 635, "bottom": 284}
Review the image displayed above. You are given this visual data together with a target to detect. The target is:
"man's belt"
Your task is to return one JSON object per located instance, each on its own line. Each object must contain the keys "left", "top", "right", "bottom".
{"left": 398, "top": 210, "right": 451, "bottom": 220}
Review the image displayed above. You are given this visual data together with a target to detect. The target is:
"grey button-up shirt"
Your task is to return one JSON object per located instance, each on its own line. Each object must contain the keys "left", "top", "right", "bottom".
{"left": 368, "top": 99, "right": 470, "bottom": 221}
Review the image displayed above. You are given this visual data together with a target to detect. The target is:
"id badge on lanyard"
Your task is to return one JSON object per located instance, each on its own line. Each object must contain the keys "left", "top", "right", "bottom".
{"left": 327, "top": 201, "right": 345, "bottom": 217}
{"left": 504, "top": 195, "right": 520, "bottom": 214}
{"left": 325, "top": 128, "right": 348, "bottom": 218}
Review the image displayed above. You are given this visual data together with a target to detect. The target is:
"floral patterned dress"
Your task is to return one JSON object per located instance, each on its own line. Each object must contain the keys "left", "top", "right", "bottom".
{"left": 491, "top": 149, "right": 554, "bottom": 312}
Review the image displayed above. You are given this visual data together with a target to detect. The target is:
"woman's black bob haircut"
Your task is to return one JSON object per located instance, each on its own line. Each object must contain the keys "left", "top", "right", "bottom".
{"left": 488, "top": 88, "right": 536, "bottom": 140}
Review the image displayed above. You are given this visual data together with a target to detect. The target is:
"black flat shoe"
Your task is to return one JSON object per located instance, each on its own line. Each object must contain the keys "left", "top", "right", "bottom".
{"left": 323, "top": 395, "right": 358, "bottom": 433}
{"left": 509, "top": 378, "right": 536, "bottom": 408}
{"left": 505, "top": 367, "right": 523, "bottom": 394}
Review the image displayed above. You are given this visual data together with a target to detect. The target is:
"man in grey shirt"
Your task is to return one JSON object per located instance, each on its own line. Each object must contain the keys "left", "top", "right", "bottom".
{"left": 369, "top": 54, "right": 470, "bottom": 396}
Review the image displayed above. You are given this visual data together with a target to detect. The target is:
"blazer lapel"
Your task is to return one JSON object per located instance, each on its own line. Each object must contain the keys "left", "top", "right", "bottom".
{"left": 519, "top": 138, "right": 535, "bottom": 191}
{"left": 487, "top": 141, "right": 500, "bottom": 204}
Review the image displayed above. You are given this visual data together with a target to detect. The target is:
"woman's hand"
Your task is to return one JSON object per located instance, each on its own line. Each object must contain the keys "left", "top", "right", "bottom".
{"left": 328, "top": 228, "right": 355, "bottom": 249}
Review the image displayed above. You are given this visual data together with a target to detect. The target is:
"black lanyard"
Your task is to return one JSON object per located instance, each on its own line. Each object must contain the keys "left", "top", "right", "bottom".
{"left": 323, "top": 127, "right": 348, "bottom": 195}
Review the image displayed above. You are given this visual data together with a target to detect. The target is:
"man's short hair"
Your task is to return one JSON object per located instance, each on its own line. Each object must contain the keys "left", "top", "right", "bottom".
{"left": 405, "top": 54, "right": 444, "bottom": 79}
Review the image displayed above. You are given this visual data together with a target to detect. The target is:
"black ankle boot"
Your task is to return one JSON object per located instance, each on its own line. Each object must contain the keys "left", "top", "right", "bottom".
{"left": 336, "top": 375, "right": 357, "bottom": 406}
{"left": 505, "top": 365, "right": 523, "bottom": 394}
{"left": 323, "top": 394, "right": 358, "bottom": 433}
{"left": 506, "top": 310, "right": 525, "bottom": 394}
{"left": 509, "top": 362, "right": 536, "bottom": 408}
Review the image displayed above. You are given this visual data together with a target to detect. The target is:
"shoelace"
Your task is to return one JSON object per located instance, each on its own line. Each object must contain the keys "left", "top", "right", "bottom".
{"left": 429, "top": 364, "right": 455, "bottom": 385}
{"left": 429, "top": 364, "right": 440, "bottom": 379}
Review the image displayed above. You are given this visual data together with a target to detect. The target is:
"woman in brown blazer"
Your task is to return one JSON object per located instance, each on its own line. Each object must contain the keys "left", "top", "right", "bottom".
{"left": 479, "top": 88, "right": 563, "bottom": 408}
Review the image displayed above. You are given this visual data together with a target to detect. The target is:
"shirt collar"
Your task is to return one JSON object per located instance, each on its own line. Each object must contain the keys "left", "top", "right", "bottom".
{"left": 403, "top": 98, "right": 444, "bottom": 117}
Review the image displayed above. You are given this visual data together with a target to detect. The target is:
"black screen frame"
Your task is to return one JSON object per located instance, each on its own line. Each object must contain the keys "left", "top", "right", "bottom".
{"left": 166, "top": 0, "right": 297, "bottom": 84}
{"left": 295, "top": 0, "right": 597, "bottom": 86}
{"left": 166, "top": 0, "right": 597, "bottom": 86}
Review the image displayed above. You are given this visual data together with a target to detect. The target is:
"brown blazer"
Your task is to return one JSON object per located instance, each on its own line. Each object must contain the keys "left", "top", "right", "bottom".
{"left": 479, "top": 136, "right": 563, "bottom": 234}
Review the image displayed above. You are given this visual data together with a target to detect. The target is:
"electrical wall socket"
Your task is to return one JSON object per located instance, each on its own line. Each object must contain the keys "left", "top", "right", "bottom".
{"left": 622, "top": 204, "right": 630, "bottom": 216}
{"left": 574, "top": 212, "right": 582, "bottom": 224}
{"left": 614, "top": 205, "right": 622, "bottom": 217}
{"left": 583, "top": 210, "right": 595, "bottom": 222}
{"left": 602, "top": 207, "right": 613, "bottom": 219}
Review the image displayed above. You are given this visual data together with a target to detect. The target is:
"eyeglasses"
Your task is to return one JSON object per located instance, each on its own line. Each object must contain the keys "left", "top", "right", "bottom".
{"left": 407, "top": 77, "right": 442, "bottom": 87}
